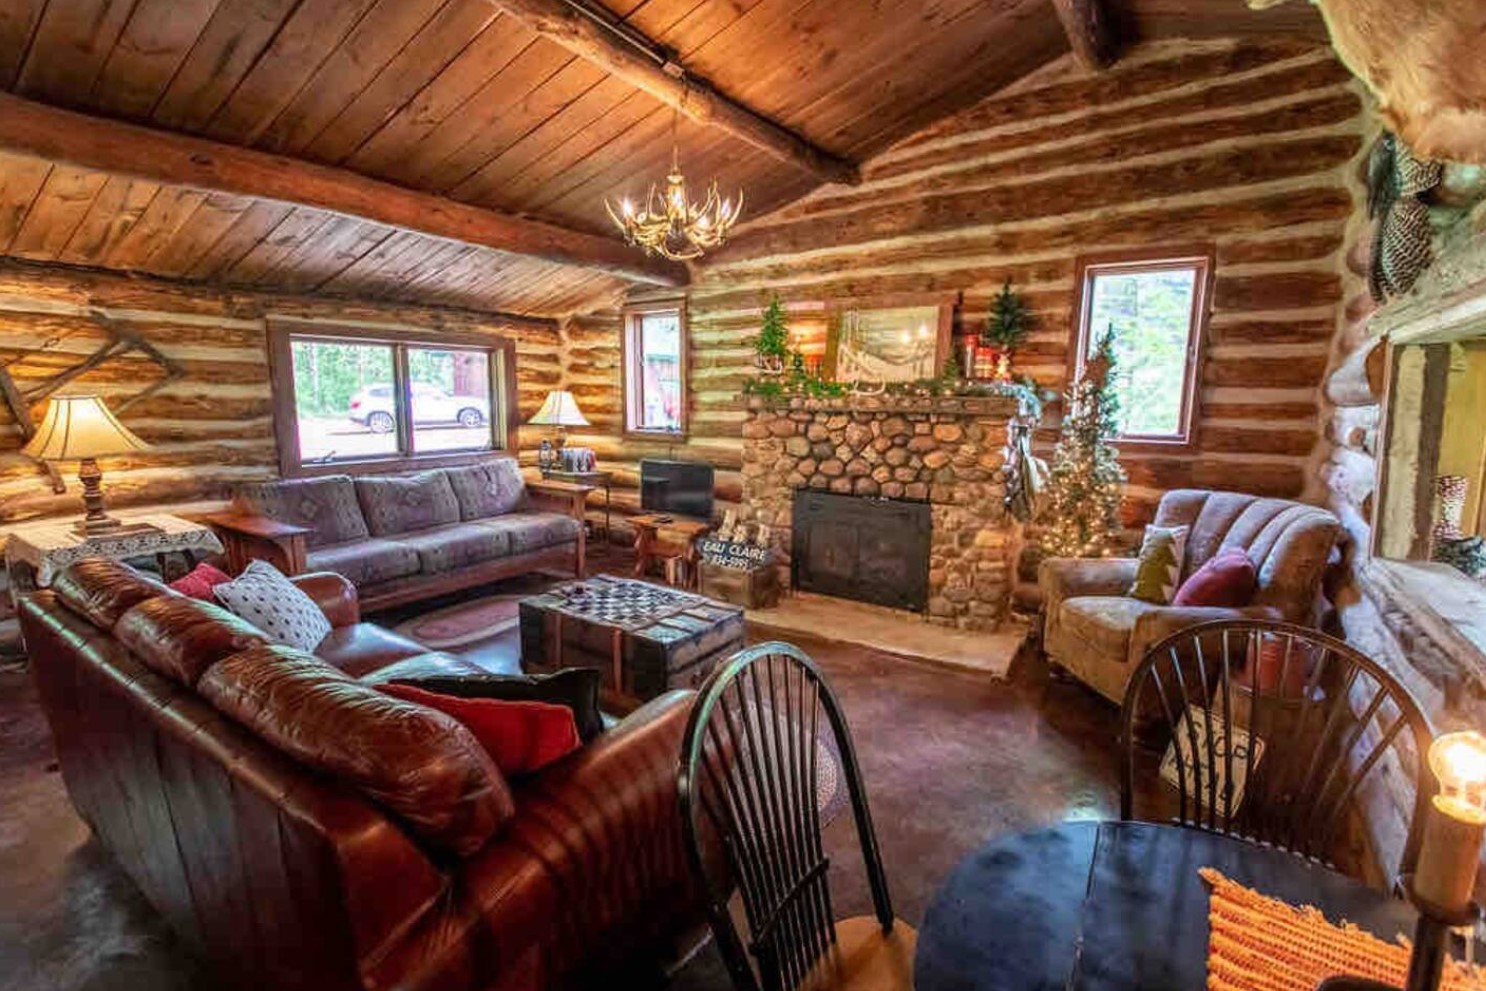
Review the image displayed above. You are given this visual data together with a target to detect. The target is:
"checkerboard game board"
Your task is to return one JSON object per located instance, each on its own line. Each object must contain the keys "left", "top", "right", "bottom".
{"left": 544, "top": 575, "right": 703, "bottom": 631}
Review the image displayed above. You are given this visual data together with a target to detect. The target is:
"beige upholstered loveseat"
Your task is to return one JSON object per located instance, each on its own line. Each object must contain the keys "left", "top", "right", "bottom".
{"left": 1039, "top": 489, "right": 1341, "bottom": 704}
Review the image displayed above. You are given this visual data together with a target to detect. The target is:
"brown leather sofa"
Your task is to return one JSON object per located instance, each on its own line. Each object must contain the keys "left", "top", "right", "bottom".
{"left": 1040, "top": 489, "right": 1341, "bottom": 704}
{"left": 19, "top": 557, "right": 704, "bottom": 991}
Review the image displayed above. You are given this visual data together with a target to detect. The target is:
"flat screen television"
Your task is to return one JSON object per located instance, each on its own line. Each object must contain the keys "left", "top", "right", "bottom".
{"left": 640, "top": 459, "right": 714, "bottom": 520}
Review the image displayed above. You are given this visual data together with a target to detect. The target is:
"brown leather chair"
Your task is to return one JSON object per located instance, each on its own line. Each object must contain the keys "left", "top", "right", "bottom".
{"left": 19, "top": 557, "right": 705, "bottom": 991}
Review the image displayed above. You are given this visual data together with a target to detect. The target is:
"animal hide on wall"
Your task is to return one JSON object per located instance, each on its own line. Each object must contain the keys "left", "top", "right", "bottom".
{"left": 1249, "top": 0, "right": 1486, "bottom": 164}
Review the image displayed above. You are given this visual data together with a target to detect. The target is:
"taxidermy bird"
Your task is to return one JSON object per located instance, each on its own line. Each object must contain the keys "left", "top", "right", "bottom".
{"left": 1366, "top": 132, "right": 1441, "bottom": 302}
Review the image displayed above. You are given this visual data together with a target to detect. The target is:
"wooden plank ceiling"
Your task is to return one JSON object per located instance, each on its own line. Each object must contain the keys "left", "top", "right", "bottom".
{"left": 0, "top": 0, "right": 1325, "bottom": 317}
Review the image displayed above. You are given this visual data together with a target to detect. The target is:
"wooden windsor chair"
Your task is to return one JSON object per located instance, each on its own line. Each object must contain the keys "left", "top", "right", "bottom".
{"left": 678, "top": 642, "right": 914, "bottom": 991}
{"left": 1119, "top": 619, "right": 1434, "bottom": 885}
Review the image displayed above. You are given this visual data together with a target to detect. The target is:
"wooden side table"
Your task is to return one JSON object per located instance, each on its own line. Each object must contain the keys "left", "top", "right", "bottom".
{"left": 3, "top": 511, "right": 225, "bottom": 603}
{"left": 541, "top": 468, "right": 612, "bottom": 545}
{"left": 630, "top": 513, "right": 711, "bottom": 589}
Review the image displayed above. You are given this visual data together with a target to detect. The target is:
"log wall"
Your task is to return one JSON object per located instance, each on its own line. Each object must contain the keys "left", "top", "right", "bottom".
{"left": 564, "top": 38, "right": 1368, "bottom": 529}
{"left": 1314, "top": 194, "right": 1486, "bottom": 887}
{"left": 0, "top": 260, "right": 562, "bottom": 523}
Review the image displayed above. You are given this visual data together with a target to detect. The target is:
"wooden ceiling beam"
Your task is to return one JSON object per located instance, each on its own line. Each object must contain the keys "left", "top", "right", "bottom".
{"left": 1051, "top": 0, "right": 1119, "bottom": 71}
{"left": 478, "top": 0, "right": 861, "bottom": 186}
{"left": 0, "top": 92, "right": 688, "bottom": 288}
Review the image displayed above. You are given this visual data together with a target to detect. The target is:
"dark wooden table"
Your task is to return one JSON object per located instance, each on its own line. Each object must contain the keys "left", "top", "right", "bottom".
{"left": 914, "top": 821, "right": 1421, "bottom": 991}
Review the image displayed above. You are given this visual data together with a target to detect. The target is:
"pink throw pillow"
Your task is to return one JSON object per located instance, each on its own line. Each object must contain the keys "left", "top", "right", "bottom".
{"left": 169, "top": 562, "right": 232, "bottom": 601}
{"left": 1172, "top": 547, "right": 1256, "bottom": 608}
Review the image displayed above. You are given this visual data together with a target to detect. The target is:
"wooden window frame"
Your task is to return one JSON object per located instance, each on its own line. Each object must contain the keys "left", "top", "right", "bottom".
{"left": 266, "top": 319, "right": 519, "bottom": 478}
{"left": 1069, "top": 245, "right": 1215, "bottom": 454}
{"left": 622, "top": 300, "right": 689, "bottom": 441}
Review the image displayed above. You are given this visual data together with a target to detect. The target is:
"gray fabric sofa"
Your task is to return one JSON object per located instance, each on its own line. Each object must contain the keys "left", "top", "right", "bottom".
{"left": 210, "top": 458, "right": 590, "bottom": 612}
{"left": 1039, "top": 489, "right": 1341, "bottom": 705}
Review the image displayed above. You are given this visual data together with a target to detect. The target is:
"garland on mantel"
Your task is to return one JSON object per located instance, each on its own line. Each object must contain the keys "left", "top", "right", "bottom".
{"left": 742, "top": 358, "right": 1044, "bottom": 421}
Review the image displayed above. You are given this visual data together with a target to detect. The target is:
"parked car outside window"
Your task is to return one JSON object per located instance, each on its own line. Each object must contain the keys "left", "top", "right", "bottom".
{"left": 348, "top": 383, "right": 488, "bottom": 434}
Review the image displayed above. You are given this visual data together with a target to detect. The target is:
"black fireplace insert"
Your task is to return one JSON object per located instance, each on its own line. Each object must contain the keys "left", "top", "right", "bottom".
{"left": 791, "top": 490, "right": 931, "bottom": 611}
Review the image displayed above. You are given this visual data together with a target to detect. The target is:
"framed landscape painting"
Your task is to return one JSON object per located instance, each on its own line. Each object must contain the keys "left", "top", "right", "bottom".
{"left": 824, "top": 294, "right": 955, "bottom": 384}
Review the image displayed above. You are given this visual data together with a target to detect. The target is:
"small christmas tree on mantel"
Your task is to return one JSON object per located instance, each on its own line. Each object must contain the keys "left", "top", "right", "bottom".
{"left": 1037, "top": 329, "right": 1126, "bottom": 557}
{"left": 753, "top": 294, "right": 791, "bottom": 374}
{"left": 980, "top": 278, "right": 1033, "bottom": 381}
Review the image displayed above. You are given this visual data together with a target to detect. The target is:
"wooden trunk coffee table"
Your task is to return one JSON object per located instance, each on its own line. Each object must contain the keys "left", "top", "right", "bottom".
{"left": 519, "top": 574, "right": 746, "bottom": 711}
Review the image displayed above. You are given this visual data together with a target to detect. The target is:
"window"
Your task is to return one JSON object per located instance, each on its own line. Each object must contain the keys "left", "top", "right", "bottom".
{"left": 1072, "top": 248, "right": 1213, "bottom": 448}
{"left": 268, "top": 321, "right": 513, "bottom": 476}
{"left": 623, "top": 304, "right": 686, "bottom": 437}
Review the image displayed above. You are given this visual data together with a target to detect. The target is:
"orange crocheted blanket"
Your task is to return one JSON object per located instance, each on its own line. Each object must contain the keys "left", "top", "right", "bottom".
{"left": 1202, "top": 868, "right": 1486, "bottom": 991}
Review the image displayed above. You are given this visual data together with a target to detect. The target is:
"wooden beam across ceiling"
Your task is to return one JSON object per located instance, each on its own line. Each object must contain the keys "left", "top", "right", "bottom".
{"left": 478, "top": 0, "right": 861, "bottom": 186}
{"left": 1051, "top": 0, "right": 1119, "bottom": 70}
{"left": 0, "top": 92, "right": 688, "bottom": 288}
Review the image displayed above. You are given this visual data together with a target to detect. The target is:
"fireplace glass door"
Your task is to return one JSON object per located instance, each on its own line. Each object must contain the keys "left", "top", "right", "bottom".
{"left": 791, "top": 490, "right": 931, "bottom": 611}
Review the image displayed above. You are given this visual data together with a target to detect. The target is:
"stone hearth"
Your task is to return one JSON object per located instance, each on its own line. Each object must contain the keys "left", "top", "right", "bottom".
{"left": 738, "top": 393, "right": 1034, "bottom": 631}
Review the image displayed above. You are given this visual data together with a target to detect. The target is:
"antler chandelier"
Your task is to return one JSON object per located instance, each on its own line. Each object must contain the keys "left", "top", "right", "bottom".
{"left": 605, "top": 123, "right": 743, "bottom": 261}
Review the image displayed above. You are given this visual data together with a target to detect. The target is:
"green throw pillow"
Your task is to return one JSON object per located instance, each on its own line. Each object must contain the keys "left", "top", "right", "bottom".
{"left": 1129, "top": 525, "right": 1189, "bottom": 604}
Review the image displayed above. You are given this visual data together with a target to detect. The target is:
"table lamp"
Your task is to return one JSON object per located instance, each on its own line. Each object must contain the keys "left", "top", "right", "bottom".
{"left": 1319, "top": 730, "right": 1486, "bottom": 991}
{"left": 528, "top": 390, "right": 590, "bottom": 453}
{"left": 21, "top": 395, "right": 153, "bottom": 537}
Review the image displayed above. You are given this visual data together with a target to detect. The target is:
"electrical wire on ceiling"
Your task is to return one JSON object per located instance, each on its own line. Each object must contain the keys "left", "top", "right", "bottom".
{"left": 556, "top": 0, "right": 688, "bottom": 78}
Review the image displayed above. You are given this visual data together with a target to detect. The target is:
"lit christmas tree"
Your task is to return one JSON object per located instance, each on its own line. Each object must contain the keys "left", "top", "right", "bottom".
{"left": 1038, "top": 329, "right": 1127, "bottom": 557}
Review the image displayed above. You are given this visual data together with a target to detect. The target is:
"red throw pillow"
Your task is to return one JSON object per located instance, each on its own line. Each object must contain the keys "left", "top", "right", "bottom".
{"left": 378, "top": 683, "right": 581, "bottom": 775}
{"left": 1172, "top": 547, "right": 1256, "bottom": 608}
{"left": 169, "top": 562, "right": 232, "bottom": 601}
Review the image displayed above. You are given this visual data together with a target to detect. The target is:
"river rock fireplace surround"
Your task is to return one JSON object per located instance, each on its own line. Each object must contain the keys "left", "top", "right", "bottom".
{"left": 738, "top": 393, "right": 1036, "bottom": 631}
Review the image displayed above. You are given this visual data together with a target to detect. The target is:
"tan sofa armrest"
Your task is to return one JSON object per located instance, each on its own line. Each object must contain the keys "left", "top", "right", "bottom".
{"left": 1039, "top": 556, "right": 1138, "bottom": 608}
{"left": 1127, "top": 604, "right": 1285, "bottom": 666}
{"left": 205, "top": 511, "right": 310, "bottom": 576}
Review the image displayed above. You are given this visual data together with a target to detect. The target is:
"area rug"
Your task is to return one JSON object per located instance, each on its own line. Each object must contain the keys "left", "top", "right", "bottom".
{"left": 394, "top": 594, "right": 526, "bottom": 649}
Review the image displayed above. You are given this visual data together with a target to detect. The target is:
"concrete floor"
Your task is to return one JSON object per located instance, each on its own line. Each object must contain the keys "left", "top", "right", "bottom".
{"left": 0, "top": 588, "right": 1128, "bottom": 991}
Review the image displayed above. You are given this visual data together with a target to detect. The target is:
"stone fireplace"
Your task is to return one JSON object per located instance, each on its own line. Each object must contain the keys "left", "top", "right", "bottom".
{"left": 738, "top": 393, "right": 1034, "bottom": 631}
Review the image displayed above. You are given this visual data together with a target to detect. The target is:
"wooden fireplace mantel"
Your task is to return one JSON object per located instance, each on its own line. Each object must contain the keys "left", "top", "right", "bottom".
{"left": 738, "top": 392, "right": 1031, "bottom": 419}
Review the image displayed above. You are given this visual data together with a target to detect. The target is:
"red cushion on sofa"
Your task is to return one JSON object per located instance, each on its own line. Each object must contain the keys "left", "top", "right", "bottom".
{"left": 169, "top": 562, "right": 232, "bottom": 600}
{"left": 379, "top": 683, "right": 581, "bottom": 776}
{"left": 1172, "top": 546, "right": 1256, "bottom": 608}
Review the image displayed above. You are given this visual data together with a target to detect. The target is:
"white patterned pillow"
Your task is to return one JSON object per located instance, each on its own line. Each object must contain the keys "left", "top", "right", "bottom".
{"left": 213, "top": 560, "right": 333, "bottom": 651}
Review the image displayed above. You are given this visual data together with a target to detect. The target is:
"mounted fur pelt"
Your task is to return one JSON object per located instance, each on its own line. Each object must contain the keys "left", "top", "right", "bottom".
{"left": 1248, "top": 0, "right": 1486, "bottom": 164}
{"left": 1366, "top": 132, "right": 1442, "bottom": 301}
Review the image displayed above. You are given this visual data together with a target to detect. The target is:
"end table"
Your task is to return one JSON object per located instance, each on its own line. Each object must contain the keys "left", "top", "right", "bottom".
{"left": 630, "top": 513, "right": 712, "bottom": 589}
{"left": 541, "top": 467, "right": 612, "bottom": 545}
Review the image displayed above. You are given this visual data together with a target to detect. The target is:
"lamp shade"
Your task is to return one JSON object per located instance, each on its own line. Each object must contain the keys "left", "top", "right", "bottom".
{"left": 527, "top": 390, "right": 590, "bottom": 428}
{"left": 21, "top": 395, "right": 151, "bottom": 461}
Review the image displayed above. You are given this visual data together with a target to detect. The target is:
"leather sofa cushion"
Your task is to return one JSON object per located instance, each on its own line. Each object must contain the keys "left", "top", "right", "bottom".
{"left": 360, "top": 651, "right": 500, "bottom": 683}
{"left": 445, "top": 459, "right": 525, "bottom": 520}
{"left": 391, "top": 522, "right": 511, "bottom": 574}
{"left": 53, "top": 557, "right": 171, "bottom": 629}
{"left": 479, "top": 512, "right": 582, "bottom": 554}
{"left": 1058, "top": 596, "right": 1161, "bottom": 660}
{"left": 305, "top": 537, "right": 420, "bottom": 587}
{"left": 314, "top": 623, "right": 429, "bottom": 678}
{"left": 199, "top": 643, "right": 513, "bottom": 856}
{"left": 355, "top": 470, "right": 460, "bottom": 537}
{"left": 116, "top": 594, "right": 269, "bottom": 686}
{"left": 235, "top": 474, "right": 369, "bottom": 548}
